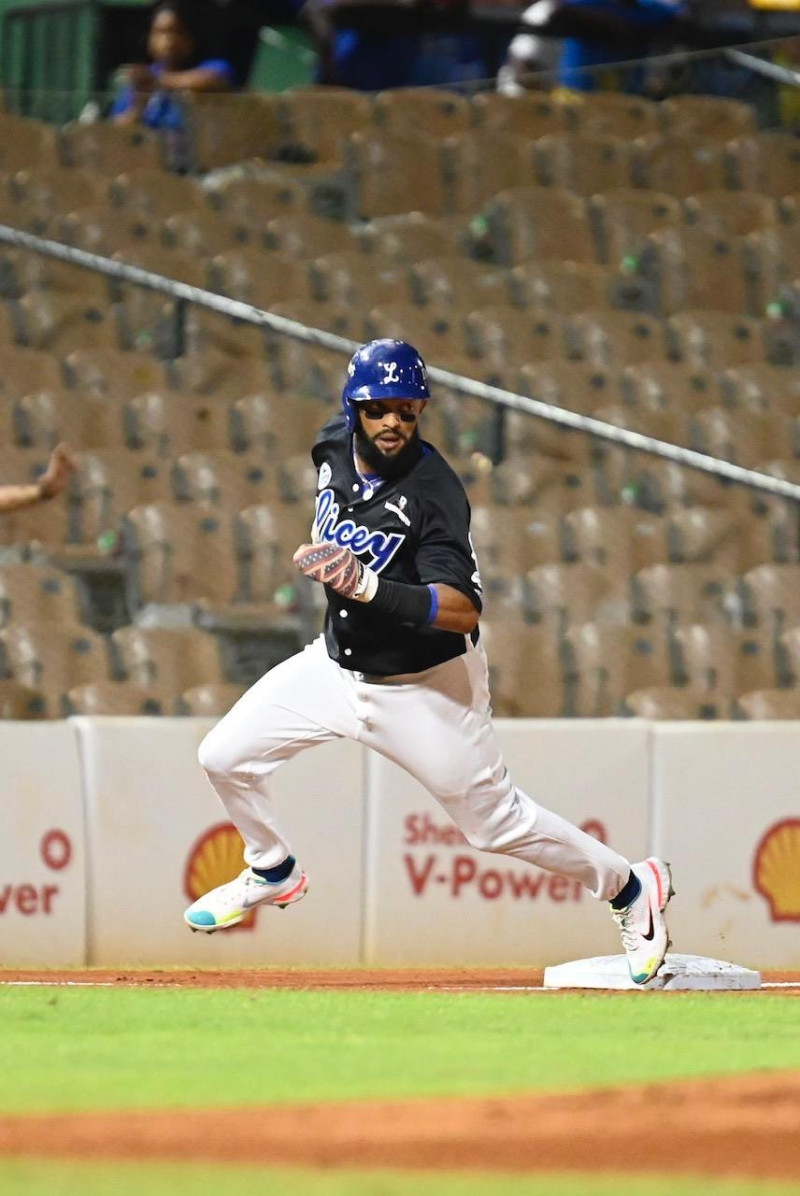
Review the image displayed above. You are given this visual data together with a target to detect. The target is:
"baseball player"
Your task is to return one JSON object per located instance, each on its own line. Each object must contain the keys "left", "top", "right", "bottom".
{"left": 185, "top": 339, "right": 674, "bottom": 984}
{"left": 0, "top": 442, "right": 75, "bottom": 512}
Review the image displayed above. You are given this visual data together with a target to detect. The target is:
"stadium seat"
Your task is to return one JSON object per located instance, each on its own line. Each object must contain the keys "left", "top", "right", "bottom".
{"left": 690, "top": 407, "right": 794, "bottom": 469}
{"left": 0, "top": 564, "right": 83, "bottom": 629}
{"left": 181, "top": 93, "right": 284, "bottom": 172}
{"left": 479, "top": 618, "right": 568, "bottom": 717}
{"left": 0, "top": 621, "right": 111, "bottom": 715}
{"left": 122, "top": 502, "right": 242, "bottom": 613}
{"left": 63, "top": 680, "right": 163, "bottom": 716}
{"left": 568, "top": 92, "right": 659, "bottom": 139}
{"left": 0, "top": 678, "right": 46, "bottom": 719}
{"left": 357, "top": 212, "right": 468, "bottom": 261}
{"left": 741, "top": 563, "right": 800, "bottom": 636}
{"left": 204, "top": 175, "right": 306, "bottom": 230}
{"left": 633, "top": 135, "right": 732, "bottom": 197}
{"left": 563, "top": 506, "right": 669, "bottom": 573}
{"left": 510, "top": 262, "right": 616, "bottom": 313}
{"left": 263, "top": 213, "right": 356, "bottom": 257}
{"left": 125, "top": 392, "right": 232, "bottom": 456}
{"left": 566, "top": 310, "right": 668, "bottom": 367}
{"left": 464, "top": 306, "right": 567, "bottom": 367}
{"left": 236, "top": 502, "right": 310, "bottom": 606}
{"left": 409, "top": 257, "right": 509, "bottom": 310}
{"left": 734, "top": 688, "right": 800, "bottom": 720}
{"left": 374, "top": 88, "right": 472, "bottom": 137}
{"left": 525, "top": 561, "right": 629, "bottom": 631}
{"left": 631, "top": 563, "right": 737, "bottom": 628}
{"left": 345, "top": 129, "right": 449, "bottom": 219}
{"left": 490, "top": 455, "right": 600, "bottom": 512}
{"left": 172, "top": 450, "right": 279, "bottom": 509}
{"left": 484, "top": 186, "right": 596, "bottom": 266}
{"left": 56, "top": 204, "right": 153, "bottom": 255}
{"left": 178, "top": 682, "right": 247, "bottom": 717}
{"left": 229, "top": 392, "right": 329, "bottom": 457}
{"left": 564, "top": 622, "right": 672, "bottom": 716}
{"left": 660, "top": 96, "right": 756, "bottom": 140}
{"left": 0, "top": 114, "right": 59, "bottom": 171}
{"left": 517, "top": 361, "right": 618, "bottom": 413}
{"left": 667, "top": 505, "right": 745, "bottom": 570}
{"left": 721, "top": 364, "right": 800, "bottom": 415}
{"left": 64, "top": 347, "right": 169, "bottom": 399}
{"left": 70, "top": 449, "right": 172, "bottom": 549}
{"left": 280, "top": 87, "right": 373, "bottom": 162}
{"left": 0, "top": 345, "right": 65, "bottom": 399}
{"left": 622, "top": 685, "right": 725, "bottom": 719}
{"left": 683, "top": 190, "right": 778, "bottom": 239}
{"left": 208, "top": 248, "right": 311, "bottom": 308}
{"left": 536, "top": 133, "right": 632, "bottom": 196}
{"left": 111, "top": 625, "right": 229, "bottom": 703}
{"left": 675, "top": 623, "right": 781, "bottom": 695}
{"left": 182, "top": 307, "right": 268, "bottom": 361}
{"left": 17, "top": 290, "right": 120, "bottom": 353}
{"left": 59, "top": 122, "right": 162, "bottom": 173}
{"left": 11, "top": 166, "right": 109, "bottom": 220}
{"left": 620, "top": 362, "right": 720, "bottom": 412}
{"left": 311, "top": 252, "right": 411, "bottom": 306}
{"left": 160, "top": 209, "right": 245, "bottom": 256}
{"left": 472, "top": 92, "right": 570, "bottom": 137}
{"left": 668, "top": 312, "right": 766, "bottom": 369}
{"left": 589, "top": 188, "right": 682, "bottom": 270}
{"left": 637, "top": 228, "right": 750, "bottom": 315}
{"left": 363, "top": 302, "right": 465, "bottom": 366}
{"left": 736, "top": 132, "right": 800, "bottom": 198}
{"left": 443, "top": 130, "right": 537, "bottom": 213}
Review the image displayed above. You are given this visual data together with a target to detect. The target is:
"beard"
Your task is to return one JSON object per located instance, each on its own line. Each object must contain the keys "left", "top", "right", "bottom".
{"left": 354, "top": 423, "right": 422, "bottom": 481}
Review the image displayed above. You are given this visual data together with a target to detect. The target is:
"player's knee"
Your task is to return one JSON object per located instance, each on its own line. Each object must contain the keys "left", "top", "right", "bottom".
{"left": 461, "top": 826, "right": 504, "bottom": 854}
{"left": 197, "top": 726, "right": 241, "bottom": 778}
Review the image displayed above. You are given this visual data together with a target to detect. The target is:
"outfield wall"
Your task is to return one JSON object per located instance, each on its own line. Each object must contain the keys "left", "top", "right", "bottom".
{"left": 0, "top": 720, "right": 798, "bottom": 969}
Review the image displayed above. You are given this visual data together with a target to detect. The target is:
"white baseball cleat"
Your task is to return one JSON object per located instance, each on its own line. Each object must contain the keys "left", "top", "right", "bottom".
{"left": 184, "top": 863, "right": 309, "bottom": 933}
{"left": 611, "top": 858, "right": 674, "bottom": 985}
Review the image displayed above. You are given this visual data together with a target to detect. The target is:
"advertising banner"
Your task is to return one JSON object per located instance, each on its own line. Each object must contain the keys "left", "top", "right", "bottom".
{"left": 0, "top": 723, "right": 85, "bottom": 966}
{"left": 363, "top": 721, "right": 650, "bottom": 966}
{"left": 652, "top": 724, "right": 800, "bottom": 969}
{"left": 75, "top": 719, "right": 365, "bottom": 966}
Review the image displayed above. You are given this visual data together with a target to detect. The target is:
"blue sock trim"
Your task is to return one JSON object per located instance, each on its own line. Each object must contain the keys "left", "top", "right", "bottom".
{"left": 610, "top": 871, "right": 641, "bottom": 910}
{"left": 252, "top": 855, "right": 296, "bottom": 883}
{"left": 426, "top": 584, "right": 439, "bottom": 625}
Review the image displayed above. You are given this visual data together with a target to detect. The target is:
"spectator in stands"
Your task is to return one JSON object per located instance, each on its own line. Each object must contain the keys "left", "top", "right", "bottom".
{"left": 111, "top": 0, "right": 235, "bottom": 130}
{"left": 500, "top": 0, "right": 687, "bottom": 93}
{"left": 0, "top": 444, "right": 74, "bottom": 513}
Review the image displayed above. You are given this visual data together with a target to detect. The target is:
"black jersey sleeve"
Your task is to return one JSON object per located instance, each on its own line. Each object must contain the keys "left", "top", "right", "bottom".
{"left": 414, "top": 464, "right": 483, "bottom": 614}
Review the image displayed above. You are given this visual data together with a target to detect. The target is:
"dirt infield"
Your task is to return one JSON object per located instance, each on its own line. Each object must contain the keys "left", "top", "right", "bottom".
{"left": 0, "top": 1072, "right": 798, "bottom": 1179}
{"left": 2, "top": 968, "right": 799, "bottom": 1179}
{"left": 2, "top": 966, "right": 799, "bottom": 992}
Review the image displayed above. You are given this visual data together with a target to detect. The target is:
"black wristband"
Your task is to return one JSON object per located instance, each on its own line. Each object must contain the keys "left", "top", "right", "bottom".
{"left": 370, "top": 577, "right": 434, "bottom": 627}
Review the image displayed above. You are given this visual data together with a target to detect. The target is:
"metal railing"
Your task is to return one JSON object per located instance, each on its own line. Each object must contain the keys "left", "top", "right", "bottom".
{"left": 2, "top": 221, "right": 800, "bottom": 505}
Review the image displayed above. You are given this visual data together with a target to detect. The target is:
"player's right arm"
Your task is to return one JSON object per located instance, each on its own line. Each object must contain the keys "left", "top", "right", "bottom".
{"left": 0, "top": 443, "right": 75, "bottom": 512}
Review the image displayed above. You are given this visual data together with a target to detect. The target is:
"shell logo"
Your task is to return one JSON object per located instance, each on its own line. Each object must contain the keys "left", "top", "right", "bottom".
{"left": 184, "top": 823, "right": 256, "bottom": 931}
{"left": 753, "top": 818, "right": 800, "bottom": 923}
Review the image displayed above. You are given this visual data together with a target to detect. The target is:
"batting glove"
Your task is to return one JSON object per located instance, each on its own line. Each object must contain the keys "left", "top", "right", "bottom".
{"left": 293, "top": 542, "right": 378, "bottom": 602}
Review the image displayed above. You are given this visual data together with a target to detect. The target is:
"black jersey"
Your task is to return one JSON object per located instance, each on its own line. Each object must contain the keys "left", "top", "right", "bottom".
{"left": 310, "top": 413, "right": 483, "bottom": 676}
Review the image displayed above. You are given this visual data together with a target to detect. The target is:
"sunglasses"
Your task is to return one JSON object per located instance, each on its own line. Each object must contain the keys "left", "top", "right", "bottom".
{"left": 359, "top": 403, "right": 420, "bottom": 423}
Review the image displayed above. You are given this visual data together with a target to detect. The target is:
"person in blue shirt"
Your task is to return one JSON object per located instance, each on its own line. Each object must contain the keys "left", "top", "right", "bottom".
{"left": 521, "top": 0, "right": 686, "bottom": 92}
{"left": 111, "top": 0, "right": 235, "bottom": 130}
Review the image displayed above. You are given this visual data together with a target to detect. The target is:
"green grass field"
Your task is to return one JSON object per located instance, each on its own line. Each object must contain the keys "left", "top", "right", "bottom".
{"left": 1, "top": 984, "right": 798, "bottom": 1195}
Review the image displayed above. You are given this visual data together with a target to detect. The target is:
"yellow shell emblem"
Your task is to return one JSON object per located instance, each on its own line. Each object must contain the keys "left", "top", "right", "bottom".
{"left": 184, "top": 823, "right": 256, "bottom": 931}
{"left": 753, "top": 818, "right": 800, "bottom": 923}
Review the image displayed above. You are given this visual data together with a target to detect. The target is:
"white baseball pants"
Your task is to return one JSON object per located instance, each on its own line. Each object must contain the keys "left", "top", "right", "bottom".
{"left": 198, "top": 634, "right": 631, "bottom": 901}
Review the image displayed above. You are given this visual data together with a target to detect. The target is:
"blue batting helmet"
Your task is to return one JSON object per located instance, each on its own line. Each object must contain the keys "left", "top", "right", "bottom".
{"left": 341, "top": 339, "right": 429, "bottom": 432}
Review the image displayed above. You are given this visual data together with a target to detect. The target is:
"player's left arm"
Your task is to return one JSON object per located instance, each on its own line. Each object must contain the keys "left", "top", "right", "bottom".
{"left": 425, "top": 583, "right": 480, "bottom": 635}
